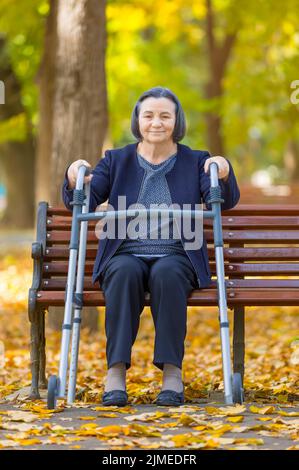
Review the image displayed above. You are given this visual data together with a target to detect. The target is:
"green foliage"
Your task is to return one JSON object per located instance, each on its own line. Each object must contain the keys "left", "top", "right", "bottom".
{"left": 0, "top": 112, "right": 27, "bottom": 143}
{"left": 0, "top": 0, "right": 48, "bottom": 136}
{"left": 106, "top": 0, "right": 299, "bottom": 180}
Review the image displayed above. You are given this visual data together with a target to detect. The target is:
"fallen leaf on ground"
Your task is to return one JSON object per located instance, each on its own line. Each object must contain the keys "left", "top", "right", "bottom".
{"left": 249, "top": 406, "right": 276, "bottom": 415}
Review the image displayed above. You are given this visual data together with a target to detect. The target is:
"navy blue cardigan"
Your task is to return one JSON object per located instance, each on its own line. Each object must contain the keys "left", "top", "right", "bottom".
{"left": 62, "top": 142, "right": 240, "bottom": 288}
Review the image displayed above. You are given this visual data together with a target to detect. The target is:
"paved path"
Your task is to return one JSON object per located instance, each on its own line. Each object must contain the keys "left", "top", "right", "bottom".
{"left": 0, "top": 392, "right": 298, "bottom": 450}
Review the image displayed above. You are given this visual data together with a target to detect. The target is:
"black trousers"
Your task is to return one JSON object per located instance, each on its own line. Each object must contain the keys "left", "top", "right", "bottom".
{"left": 100, "top": 253, "right": 198, "bottom": 371}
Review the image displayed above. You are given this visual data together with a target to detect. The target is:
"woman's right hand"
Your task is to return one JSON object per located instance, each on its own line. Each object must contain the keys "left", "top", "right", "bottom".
{"left": 67, "top": 159, "right": 93, "bottom": 189}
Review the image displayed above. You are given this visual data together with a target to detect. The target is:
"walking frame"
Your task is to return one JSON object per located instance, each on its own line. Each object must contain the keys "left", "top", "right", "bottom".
{"left": 47, "top": 162, "right": 244, "bottom": 409}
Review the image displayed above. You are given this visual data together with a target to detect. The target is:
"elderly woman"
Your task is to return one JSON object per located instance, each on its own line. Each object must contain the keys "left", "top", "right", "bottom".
{"left": 62, "top": 86, "right": 240, "bottom": 407}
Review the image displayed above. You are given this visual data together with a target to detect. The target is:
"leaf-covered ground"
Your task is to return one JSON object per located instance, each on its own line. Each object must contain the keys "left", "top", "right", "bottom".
{"left": 0, "top": 249, "right": 298, "bottom": 450}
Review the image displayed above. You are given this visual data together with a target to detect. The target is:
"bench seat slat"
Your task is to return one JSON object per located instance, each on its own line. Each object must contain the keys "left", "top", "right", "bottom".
{"left": 36, "top": 288, "right": 299, "bottom": 307}
{"left": 40, "top": 278, "right": 299, "bottom": 290}
{"left": 42, "top": 261, "right": 299, "bottom": 276}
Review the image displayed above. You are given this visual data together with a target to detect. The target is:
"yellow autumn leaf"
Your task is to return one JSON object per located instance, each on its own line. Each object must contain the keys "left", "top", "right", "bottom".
{"left": 5, "top": 411, "right": 37, "bottom": 423}
{"left": 232, "top": 426, "right": 250, "bottom": 433}
{"left": 249, "top": 406, "right": 276, "bottom": 415}
{"left": 205, "top": 407, "right": 220, "bottom": 415}
{"left": 203, "top": 439, "right": 221, "bottom": 449}
{"left": 123, "top": 423, "right": 161, "bottom": 437}
{"left": 140, "top": 443, "right": 163, "bottom": 449}
{"left": 205, "top": 405, "right": 246, "bottom": 416}
{"left": 219, "top": 405, "right": 247, "bottom": 416}
{"left": 79, "top": 416, "right": 97, "bottom": 421}
{"left": 278, "top": 411, "right": 299, "bottom": 417}
{"left": 209, "top": 424, "right": 233, "bottom": 436}
{"left": 79, "top": 423, "right": 98, "bottom": 430}
{"left": 171, "top": 434, "right": 201, "bottom": 447}
{"left": 91, "top": 406, "right": 135, "bottom": 414}
{"left": 124, "top": 411, "right": 169, "bottom": 422}
{"left": 227, "top": 416, "right": 244, "bottom": 423}
{"left": 1, "top": 422, "right": 40, "bottom": 432}
{"left": 168, "top": 406, "right": 200, "bottom": 413}
{"left": 0, "top": 440, "right": 19, "bottom": 448}
{"left": 75, "top": 430, "right": 100, "bottom": 437}
{"left": 16, "top": 439, "right": 42, "bottom": 446}
{"left": 193, "top": 425, "right": 207, "bottom": 431}
{"left": 91, "top": 406, "right": 120, "bottom": 411}
{"left": 235, "top": 438, "right": 264, "bottom": 445}
{"left": 216, "top": 437, "right": 236, "bottom": 445}
{"left": 98, "top": 425, "right": 123, "bottom": 435}
{"left": 177, "top": 413, "right": 207, "bottom": 427}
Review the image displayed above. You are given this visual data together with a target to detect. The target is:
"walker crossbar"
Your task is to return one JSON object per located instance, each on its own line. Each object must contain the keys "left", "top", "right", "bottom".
{"left": 47, "top": 162, "right": 243, "bottom": 409}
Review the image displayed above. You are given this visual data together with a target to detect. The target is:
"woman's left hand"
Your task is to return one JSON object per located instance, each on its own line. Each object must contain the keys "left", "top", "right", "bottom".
{"left": 204, "top": 156, "right": 230, "bottom": 182}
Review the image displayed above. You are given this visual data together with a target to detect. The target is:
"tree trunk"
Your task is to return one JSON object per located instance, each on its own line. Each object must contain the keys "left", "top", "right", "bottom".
{"left": 51, "top": 0, "right": 108, "bottom": 204}
{"left": 0, "top": 38, "right": 35, "bottom": 229}
{"left": 204, "top": 0, "right": 236, "bottom": 156}
{"left": 48, "top": 0, "right": 108, "bottom": 331}
{"left": 35, "top": 0, "right": 58, "bottom": 211}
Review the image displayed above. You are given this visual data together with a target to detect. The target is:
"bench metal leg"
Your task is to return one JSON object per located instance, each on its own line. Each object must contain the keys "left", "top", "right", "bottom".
{"left": 39, "top": 310, "right": 47, "bottom": 389}
{"left": 29, "top": 309, "right": 41, "bottom": 399}
{"left": 233, "top": 306, "right": 245, "bottom": 384}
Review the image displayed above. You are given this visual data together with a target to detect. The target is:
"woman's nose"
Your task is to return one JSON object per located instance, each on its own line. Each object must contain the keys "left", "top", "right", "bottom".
{"left": 151, "top": 118, "right": 162, "bottom": 127}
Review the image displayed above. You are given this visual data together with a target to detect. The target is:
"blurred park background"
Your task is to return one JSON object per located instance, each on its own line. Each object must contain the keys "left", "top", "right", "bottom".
{"left": 0, "top": 0, "right": 299, "bottom": 229}
{"left": 0, "top": 0, "right": 298, "bottom": 413}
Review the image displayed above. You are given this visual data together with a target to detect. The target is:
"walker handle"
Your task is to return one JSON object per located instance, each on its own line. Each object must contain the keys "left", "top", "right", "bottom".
{"left": 78, "top": 164, "right": 91, "bottom": 177}
{"left": 208, "top": 161, "right": 220, "bottom": 188}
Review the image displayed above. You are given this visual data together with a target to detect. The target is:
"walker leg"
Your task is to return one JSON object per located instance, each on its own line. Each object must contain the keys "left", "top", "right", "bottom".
{"left": 216, "top": 246, "right": 233, "bottom": 405}
{"left": 209, "top": 162, "right": 234, "bottom": 405}
{"left": 47, "top": 165, "right": 90, "bottom": 408}
{"left": 67, "top": 310, "right": 82, "bottom": 404}
{"left": 67, "top": 185, "right": 90, "bottom": 404}
{"left": 57, "top": 249, "right": 78, "bottom": 398}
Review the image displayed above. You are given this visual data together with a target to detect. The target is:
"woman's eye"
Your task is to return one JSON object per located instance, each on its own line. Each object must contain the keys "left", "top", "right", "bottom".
{"left": 143, "top": 115, "right": 170, "bottom": 118}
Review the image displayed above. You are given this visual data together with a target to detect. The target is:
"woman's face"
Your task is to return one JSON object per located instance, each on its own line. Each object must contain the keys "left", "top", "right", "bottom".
{"left": 138, "top": 97, "right": 176, "bottom": 145}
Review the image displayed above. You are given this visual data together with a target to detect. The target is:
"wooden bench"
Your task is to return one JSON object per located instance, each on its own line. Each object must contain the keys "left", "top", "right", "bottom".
{"left": 28, "top": 202, "right": 299, "bottom": 399}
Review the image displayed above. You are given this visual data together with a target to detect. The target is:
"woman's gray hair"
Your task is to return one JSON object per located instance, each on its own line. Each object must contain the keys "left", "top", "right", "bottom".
{"left": 131, "top": 86, "right": 186, "bottom": 142}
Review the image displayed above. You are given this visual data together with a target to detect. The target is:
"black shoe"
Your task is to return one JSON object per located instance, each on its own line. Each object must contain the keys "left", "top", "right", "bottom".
{"left": 102, "top": 390, "right": 128, "bottom": 406}
{"left": 155, "top": 389, "right": 184, "bottom": 406}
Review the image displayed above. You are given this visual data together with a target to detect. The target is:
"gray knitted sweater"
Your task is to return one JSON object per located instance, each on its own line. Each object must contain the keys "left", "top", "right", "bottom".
{"left": 116, "top": 152, "right": 186, "bottom": 258}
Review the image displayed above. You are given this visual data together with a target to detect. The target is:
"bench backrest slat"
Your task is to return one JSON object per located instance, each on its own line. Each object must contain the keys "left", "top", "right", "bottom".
{"left": 35, "top": 204, "right": 299, "bottom": 297}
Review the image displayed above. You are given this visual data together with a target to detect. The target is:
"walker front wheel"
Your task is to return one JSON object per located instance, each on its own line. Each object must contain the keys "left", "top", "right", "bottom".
{"left": 47, "top": 375, "right": 59, "bottom": 410}
{"left": 232, "top": 372, "right": 244, "bottom": 404}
